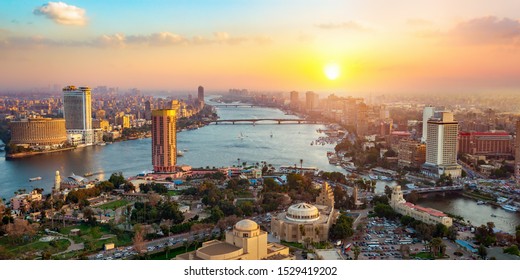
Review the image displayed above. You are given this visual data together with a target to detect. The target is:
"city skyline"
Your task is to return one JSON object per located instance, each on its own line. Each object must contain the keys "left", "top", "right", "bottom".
{"left": 1, "top": 1, "right": 520, "bottom": 93}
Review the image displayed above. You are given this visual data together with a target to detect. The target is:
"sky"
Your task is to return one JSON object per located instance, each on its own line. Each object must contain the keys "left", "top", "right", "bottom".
{"left": 1, "top": 0, "right": 520, "bottom": 94}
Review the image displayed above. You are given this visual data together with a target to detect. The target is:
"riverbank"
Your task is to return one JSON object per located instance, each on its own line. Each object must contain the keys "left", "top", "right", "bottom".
{"left": 6, "top": 147, "right": 76, "bottom": 159}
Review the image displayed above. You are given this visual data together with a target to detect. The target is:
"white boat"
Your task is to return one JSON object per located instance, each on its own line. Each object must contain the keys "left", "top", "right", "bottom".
{"left": 477, "top": 201, "right": 485, "bottom": 205}
{"left": 502, "top": 204, "right": 518, "bottom": 212}
{"left": 238, "top": 132, "right": 245, "bottom": 140}
{"left": 29, "top": 176, "right": 42, "bottom": 182}
{"left": 177, "top": 150, "right": 184, "bottom": 157}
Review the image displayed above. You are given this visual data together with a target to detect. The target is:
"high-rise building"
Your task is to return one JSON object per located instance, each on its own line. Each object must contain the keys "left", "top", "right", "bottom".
{"left": 421, "top": 106, "right": 435, "bottom": 143}
{"left": 152, "top": 108, "right": 177, "bottom": 173}
{"left": 290, "top": 91, "right": 299, "bottom": 109}
{"left": 305, "top": 91, "right": 319, "bottom": 111}
{"left": 198, "top": 86, "right": 205, "bottom": 108}
{"left": 356, "top": 103, "right": 368, "bottom": 137}
{"left": 515, "top": 121, "right": 520, "bottom": 184}
{"left": 9, "top": 118, "right": 67, "bottom": 146}
{"left": 398, "top": 140, "right": 426, "bottom": 168}
{"left": 422, "top": 111, "right": 461, "bottom": 178}
{"left": 63, "top": 86, "right": 94, "bottom": 145}
{"left": 144, "top": 100, "right": 152, "bottom": 120}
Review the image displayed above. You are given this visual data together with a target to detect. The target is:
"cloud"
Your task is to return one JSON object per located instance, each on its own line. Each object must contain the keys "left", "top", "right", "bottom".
{"left": 127, "top": 32, "right": 188, "bottom": 46}
{"left": 0, "top": 31, "right": 272, "bottom": 49}
{"left": 315, "top": 21, "right": 372, "bottom": 32}
{"left": 449, "top": 16, "right": 520, "bottom": 45}
{"left": 213, "top": 32, "right": 248, "bottom": 45}
{"left": 33, "top": 2, "right": 87, "bottom": 26}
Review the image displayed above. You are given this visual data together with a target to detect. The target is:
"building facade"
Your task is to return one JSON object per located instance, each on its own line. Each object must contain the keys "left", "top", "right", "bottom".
{"left": 9, "top": 118, "right": 67, "bottom": 146}
{"left": 176, "top": 219, "right": 292, "bottom": 260}
{"left": 63, "top": 86, "right": 94, "bottom": 145}
{"left": 515, "top": 120, "right": 520, "bottom": 185}
{"left": 398, "top": 140, "right": 426, "bottom": 168}
{"left": 458, "top": 131, "right": 513, "bottom": 157}
{"left": 197, "top": 86, "right": 205, "bottom": 109}
{"left": 423, "top": 111, "right": 461, "bottom": 178}
{"left": 421, "top": 106, "right": 435, "bottom": 143}
{"left": 271, "top": 182, "right": 338, "bottom": 243}
{"left": 290, "top": 91, "right": 299, "bottom": 109}
{"left": 152, "top": 108, "right": 177, "bottom": 173}
{"left": 390, "top": 186, "right": 453, "bottom": 227}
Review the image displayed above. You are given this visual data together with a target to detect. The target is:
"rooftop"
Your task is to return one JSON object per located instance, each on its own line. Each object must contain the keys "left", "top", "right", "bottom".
{"left": 197, "top": 241, "right": 241, "bottom": 256}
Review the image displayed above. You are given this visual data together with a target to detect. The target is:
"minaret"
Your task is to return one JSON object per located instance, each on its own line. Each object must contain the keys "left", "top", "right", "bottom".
{"left": 54, "top": 170, "right": 61, "bottom": 192}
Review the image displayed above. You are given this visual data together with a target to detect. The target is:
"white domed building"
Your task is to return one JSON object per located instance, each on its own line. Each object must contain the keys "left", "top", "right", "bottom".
{"left": 176, "top": 219, "right": 292, "bottom": 260}
{"left": 271, "top": 182, "right": 339, "bottom": 243}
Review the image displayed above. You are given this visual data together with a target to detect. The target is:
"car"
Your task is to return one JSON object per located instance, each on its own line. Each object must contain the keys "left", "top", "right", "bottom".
{"left": 96, "top": 253, "right": 104, "bottom": 259}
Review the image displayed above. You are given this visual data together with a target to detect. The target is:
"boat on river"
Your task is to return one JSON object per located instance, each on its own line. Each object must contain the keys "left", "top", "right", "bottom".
{"left": 501, "top": 204, "right": 518, "bottom": 212}
{"left": 29, "top": 176, "right": 42, "bottom": 182}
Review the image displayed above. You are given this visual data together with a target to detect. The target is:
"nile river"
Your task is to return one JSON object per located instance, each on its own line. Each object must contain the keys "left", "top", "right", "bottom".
{"left": 0, "top": 102, "right": 518, "bottom": 232}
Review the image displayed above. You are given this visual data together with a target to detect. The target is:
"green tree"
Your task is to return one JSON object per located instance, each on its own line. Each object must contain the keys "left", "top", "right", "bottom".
{"left": 428, "top": 237, "right": 443, "bottom": 258}
{"left": 478, "top": 244, "right": 488, "bottom": 259}
{"left": 353, "top": 245, "right": 361, "bottom": 260}
{"left": 109, "top": 172, "right": 127, "bottom": 188}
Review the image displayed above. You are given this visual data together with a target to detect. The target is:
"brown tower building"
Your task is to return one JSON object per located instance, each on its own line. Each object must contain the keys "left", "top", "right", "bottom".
{"left": 515, "top": 121, "right": 520, "bottom": 184}
{"left": 152, "top": 108, "right": 177, "bottom": 173}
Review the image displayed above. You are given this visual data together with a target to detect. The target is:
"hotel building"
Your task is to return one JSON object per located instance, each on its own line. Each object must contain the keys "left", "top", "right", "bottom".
{"left": 422, "top": 111, "right": 461, "bottom": 178}
{"left": 63, "top": 86, "right": 94, "bottom": 145}
{"left": 9, "top": 117, "right": 67, "bottom": 146}
{"left": 152, "top": 107, "right": 177, "bottom": 173}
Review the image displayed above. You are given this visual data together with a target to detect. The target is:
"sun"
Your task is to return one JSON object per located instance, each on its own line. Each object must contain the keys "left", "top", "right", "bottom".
{"left": 324, "top": 63, "right": 340, "bottom": 80}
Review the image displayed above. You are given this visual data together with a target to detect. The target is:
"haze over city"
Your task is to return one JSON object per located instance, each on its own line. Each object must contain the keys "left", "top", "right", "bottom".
{"left": 2, "top": 0, "right": 520, "bottom": 93}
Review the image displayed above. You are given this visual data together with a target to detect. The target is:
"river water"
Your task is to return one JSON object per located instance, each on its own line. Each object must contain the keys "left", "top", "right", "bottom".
{"left": 1, "top": 101, "right": 518, "bottom": 232}
{"left": 0, "top": 101, "right": 343, "bottom": 199}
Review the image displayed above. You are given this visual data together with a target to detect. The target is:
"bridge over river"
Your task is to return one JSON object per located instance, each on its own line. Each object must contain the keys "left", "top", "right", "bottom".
{"left": 402, "top": 185, "right": 463, "bottom": 195}
{"left": 210, "top": 118, "right": 323, "bottom": 125}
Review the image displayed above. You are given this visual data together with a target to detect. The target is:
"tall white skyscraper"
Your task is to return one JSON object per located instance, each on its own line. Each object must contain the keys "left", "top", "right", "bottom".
{"left": 421, "top": 106, "right": 435, "bottom": 143}
{"left": 423, "top": 111, "right": 461, "bottom": 178}
{"left": 63, "top": 86, "right": 94, "bottom": 145}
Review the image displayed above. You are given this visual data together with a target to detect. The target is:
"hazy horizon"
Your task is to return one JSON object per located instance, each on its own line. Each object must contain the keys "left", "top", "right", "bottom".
{"left": 2, "top": 1, "right": 520, "bottom": 94}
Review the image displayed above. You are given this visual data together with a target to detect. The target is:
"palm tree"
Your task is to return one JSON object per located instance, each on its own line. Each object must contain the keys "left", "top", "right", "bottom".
{"left": 299, "top": 224, "right": 306, "bottom": 242}
{"left": 353, "top": 245, "right": 361, "bottom": 260}
{"left": 300, "top": 159, "right": 303, "bottom": 174}
{"left": 429, "top": 237, "right": 443, "bottom": 258}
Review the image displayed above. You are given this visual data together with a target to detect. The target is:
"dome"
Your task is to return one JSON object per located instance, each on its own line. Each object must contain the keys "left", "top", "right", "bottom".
{"left": 234, "top": 219, "right": 258, "bottom": 231}
{"left": 286, "top": 203, "right": 320, "bottom": 222}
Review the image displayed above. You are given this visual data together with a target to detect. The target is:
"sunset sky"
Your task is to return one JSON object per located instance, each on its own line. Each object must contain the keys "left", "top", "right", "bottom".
{"left": 1, "top": 1, "right": 520, "bottom": 94}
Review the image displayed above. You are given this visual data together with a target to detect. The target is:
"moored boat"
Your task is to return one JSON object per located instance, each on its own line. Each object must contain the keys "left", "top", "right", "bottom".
{"left": 501, "top": 204, "right": 518, "bottom": 212}
{"left": 29, "top": 176, "right": 42, "bottom": 182}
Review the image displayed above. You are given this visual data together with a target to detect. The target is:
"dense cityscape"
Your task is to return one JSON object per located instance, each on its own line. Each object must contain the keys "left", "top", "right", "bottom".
{"left": 0, "top": 85, "right": 519, "bottom": 261}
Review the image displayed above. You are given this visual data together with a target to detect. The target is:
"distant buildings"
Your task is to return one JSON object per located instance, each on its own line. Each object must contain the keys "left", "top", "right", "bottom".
{"left": 398, "top": 140, "right": 426, "bottom": 168}
{"left": 9, "top": 117, "right": 67, "bottom": 146}
{"left": 176, "top": 219, "right": 292, "bottom": 260}
{"left": 458, "top": 130, "right": 513, "bottom": 157}
{"left": 152, "top": 107, "right": 178, "bottom": 173}
{"left": 305, "top": 91, "right": 319, "bottom": 111}
{"left": 63, "top": 86, "right": 94, "bottom": 145}
{"left": 421, "top": 106, "right": 435, "bottom": 143}
{"left": 422, "top": 111, "right": 461, "bottom": 178}
{"left": 390, "top": 185, "right": 453, "bottom": 227}
{"left": 271, "top": 182, "right": 338, "bottom": 243}
{"left": 197, "top": 86, "right": 205, "bottom": 109}
{"left": 290, "top": 91, "right": 299, "bottom": 109}
{"left": 515, "top": 120, "right": 520, "bottom": 184}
